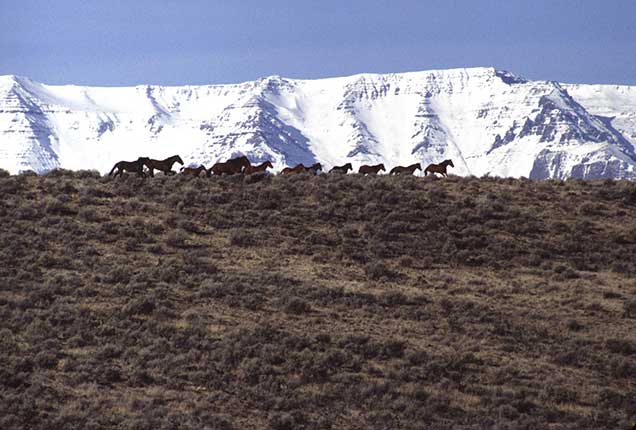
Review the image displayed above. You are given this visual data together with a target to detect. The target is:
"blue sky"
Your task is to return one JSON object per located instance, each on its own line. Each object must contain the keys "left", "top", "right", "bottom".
{"left": 1, "top": 0, "right": 635, "bottom": 86}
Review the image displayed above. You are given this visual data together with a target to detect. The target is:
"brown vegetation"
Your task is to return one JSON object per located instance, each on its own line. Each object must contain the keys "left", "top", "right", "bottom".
{"left": 1, "top": 170, "right": 635, "bottom": 429}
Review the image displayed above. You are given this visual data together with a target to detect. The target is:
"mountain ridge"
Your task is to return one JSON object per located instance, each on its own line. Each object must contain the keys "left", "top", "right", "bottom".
{"left": 1, "top": 67, "right": 636, "bottom": 178}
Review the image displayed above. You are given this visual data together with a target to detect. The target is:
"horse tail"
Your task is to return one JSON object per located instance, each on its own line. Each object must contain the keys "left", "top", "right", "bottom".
{"left": 108, "top": 162, "right": 119, "bottom": 176}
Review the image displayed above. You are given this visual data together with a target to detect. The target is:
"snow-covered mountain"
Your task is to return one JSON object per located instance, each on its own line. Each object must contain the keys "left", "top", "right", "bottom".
{"left": 2, "top": 67, "right": 636, "bottom": 179}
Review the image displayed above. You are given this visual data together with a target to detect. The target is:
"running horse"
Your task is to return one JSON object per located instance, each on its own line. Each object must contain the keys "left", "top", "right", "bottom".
{"left": 329, "top": 163, "right": 352, "bottom": 174}
{"left": 180, "top": 165, "right": 207, "bottom": 177}
{"left": 281, "top": 164, "right": 306, "bottom": 175}
{"left": 226, "top": 155, "right": 251, "bottom": 173}
{"left": 244, "top": 161, "right": 273, "bottom": 175}
{"left": 305, "top": 163, "right": 322, "bottom": 174}
{"left": 424, "top": 159, "right": 454, "bottom": 177}
{"left": 358, "top": 164, "right": 385, "bottom": 175}
{"left": 281, "top": 163, "right": 322, "bottom": 175}
{"left": 145, "top": 155, "right": 184, "bottom": 177}
{"left": 208, "top": 155, "right": 251, "bottom": 176}
{"left": 390, "top": 163, "right": 421, "bottom": 175}
{"left": 108, "top": 157, "right": 151, "bottom": 178}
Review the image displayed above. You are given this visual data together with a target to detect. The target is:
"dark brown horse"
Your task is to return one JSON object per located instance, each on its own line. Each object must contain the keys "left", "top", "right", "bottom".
{"left": 208, "top": 156, "right": 250, "bottom": 176}
{"left": 108, "top": 157, "right": 150, "bottom": 178}
{"left": 305, "top": 163, "right": 322, "bottom": 174}
{"left": 226, "top": 155, "right": 251, "bottom": 173}
{"left": 208, "top": 162, "right": 234, "bottom": 176}
{"left": 358, "top": 163, "right": 385, "bottom": 175}
{"left": 145, "top": 155, "right": 184, "bottom": 177}
{"left": 424, "top": 159, "right": 454, "bottom": 177}
{"left": 209, "top": 155, "right": 251, "bottom": 176}
{"left": 244, "top": 161, "right": 273, "bottom": 175}
{"left": 390, "top": 163, "right": 421, "bottom": 175}
{"left": 180, "top": 165, "right": 207, "bottom": 177}
{"left": 329, "top": 163, "right": 352, "bottom": 174}
{"left": 280, "top": 164, "right": 306, "bottom": 175}
{"left": 280, "top": 163, "right": 322, "bottom": 175}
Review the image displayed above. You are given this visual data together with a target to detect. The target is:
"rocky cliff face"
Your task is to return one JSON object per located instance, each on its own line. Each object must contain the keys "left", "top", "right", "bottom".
{"left": 1, "top": 68, "right": 635, "bottom": 178}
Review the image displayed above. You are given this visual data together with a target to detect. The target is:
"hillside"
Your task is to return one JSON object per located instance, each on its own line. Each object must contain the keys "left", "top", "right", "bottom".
{"left": 1, "top": 171, "right": 636, "bottom": 429}
{"left": 2, "top": 68, "right": 636, "bottom": 179}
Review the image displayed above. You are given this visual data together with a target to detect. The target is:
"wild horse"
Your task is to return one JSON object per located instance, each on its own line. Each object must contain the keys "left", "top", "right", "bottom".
{"left": 390, "top": 163, "right": 421, "bottom": 175}
{"left": 145, "top": 155, "right": 184, "bottom": 177}
{"left": 108, "top": 157, "right": 151, "bottom": 178}
{"left": 424, "top": 159, "right": 454, "bottom": 177}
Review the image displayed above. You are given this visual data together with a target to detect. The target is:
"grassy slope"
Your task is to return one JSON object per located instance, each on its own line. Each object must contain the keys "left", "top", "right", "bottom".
{"left": 1, "top": 170, "right": 635, "bottom": 429}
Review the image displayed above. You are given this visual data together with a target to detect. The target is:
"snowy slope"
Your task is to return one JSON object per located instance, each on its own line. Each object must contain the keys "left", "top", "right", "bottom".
{"left": 1, "top": 68, "right": 636, "bottom": 179}
{"left": 565, "top": 84, "right": 636, "bottom": 151}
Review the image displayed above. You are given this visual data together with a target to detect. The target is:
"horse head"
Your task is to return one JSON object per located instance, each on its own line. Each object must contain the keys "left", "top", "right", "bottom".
{"left": 446, "top": 159, "right": 454, "bottom": 168}
{"left": 264, "top": 161, "right": 273, "bottom": 169}
{"left": 167, "top": 155, "right": 183, "bottom": 165}
{"left": 379, "top": 164, "right": 386, "bottom": 172}
{"left": 414, "top": 163, "right": 422, "bottom": 171}
{"left": 345, "top": 163, "right": 352, "bottom": 171}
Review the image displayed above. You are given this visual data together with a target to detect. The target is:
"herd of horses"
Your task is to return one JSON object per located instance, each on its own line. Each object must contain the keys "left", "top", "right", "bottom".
{"left": 108, "top": 155, "right": 454, "bottom": 178}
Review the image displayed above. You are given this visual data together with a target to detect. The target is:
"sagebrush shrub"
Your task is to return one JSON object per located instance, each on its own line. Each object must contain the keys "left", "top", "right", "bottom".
{"left": 0, "top": 173, "right": 634, "bottom": 430}
{"left": 229, "top": 229, "right": 256, "bottom": 247}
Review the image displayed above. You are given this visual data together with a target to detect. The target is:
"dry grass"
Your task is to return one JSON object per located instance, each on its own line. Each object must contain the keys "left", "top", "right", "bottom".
{"left": 0, "top": 169, "right": 635, "bottom": 429}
